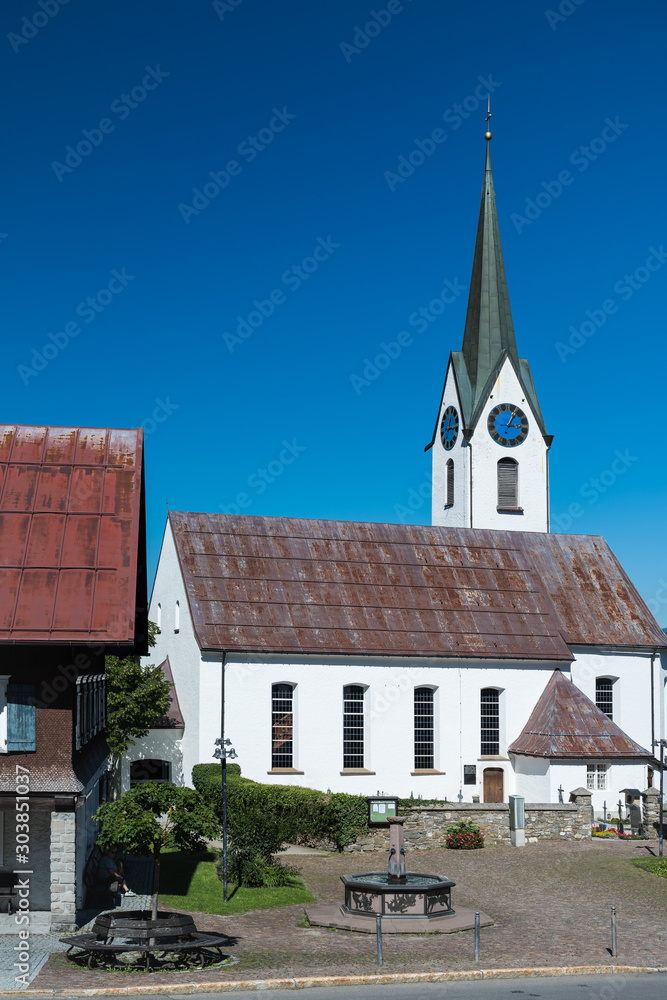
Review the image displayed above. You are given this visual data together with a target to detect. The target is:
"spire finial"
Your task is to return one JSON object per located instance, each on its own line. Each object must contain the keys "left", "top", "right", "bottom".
{"left": 485, "top": 95, "right": 492, "bottom": 141}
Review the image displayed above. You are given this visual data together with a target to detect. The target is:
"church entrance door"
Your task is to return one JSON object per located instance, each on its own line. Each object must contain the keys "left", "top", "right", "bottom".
{"left": 483, "top": 768, "right": 503, "bottom": 803}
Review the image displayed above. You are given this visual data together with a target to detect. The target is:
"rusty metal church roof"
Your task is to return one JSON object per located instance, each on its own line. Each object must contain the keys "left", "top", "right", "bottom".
{"left": 509, "top": 669, "right": 653, "bottom": 758}
{"left": 168, "top": 512, "right": 666, "bottom": 659}
{"left": 0, "top": 425, "right": 146, "bottom": 646}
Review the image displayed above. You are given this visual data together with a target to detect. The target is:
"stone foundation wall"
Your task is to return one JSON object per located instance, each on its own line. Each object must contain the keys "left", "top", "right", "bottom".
{"left": 343, "top": 789, "right": 593, "bottom": 853}
{"left": 50, "top": 811, "right": 76, "bottom": 931}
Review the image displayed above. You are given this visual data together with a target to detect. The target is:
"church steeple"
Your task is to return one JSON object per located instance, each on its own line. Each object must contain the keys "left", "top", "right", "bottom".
{"left": 426, "top": 114, "right": 551, "bottom": 534}
{"left": 460, "top": 138, "right": 519, "bottom": 414}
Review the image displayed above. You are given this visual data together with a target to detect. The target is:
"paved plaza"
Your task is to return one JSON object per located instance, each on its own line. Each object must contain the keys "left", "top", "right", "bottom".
{"left": 22, "top": 838, "right": 667, "bottom": 991}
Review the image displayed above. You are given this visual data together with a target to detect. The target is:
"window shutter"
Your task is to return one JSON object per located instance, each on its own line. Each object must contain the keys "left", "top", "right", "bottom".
{"left": 7, "top": 685, "right": 36, "bottom": 752}
{"left": 497, "top": 459, "right": 518, "bottom": 507}
{"left": 446, "top": 460, "right": 454, "bottom": 506}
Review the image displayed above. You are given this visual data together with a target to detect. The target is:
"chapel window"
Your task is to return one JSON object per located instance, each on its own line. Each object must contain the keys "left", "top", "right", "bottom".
{"left": 595, "top": 678, "right": 614, "bottom": 720}
{"left": 480, "top": 688, "right": 500, "bottom": 755}
{"left": 587, "top": 763, "right": 608, "bottom": 790}
{"left": 414, "top": 688, "right": 435, "bottom": 769}
{"left": 272, "top": 684, "right": 294, "bottom": 769}
{"left": 343, "top": 685, "right": 365, "bottom": 769}
{"left": 445, "top": 459, "right": 454, "bottom": 508}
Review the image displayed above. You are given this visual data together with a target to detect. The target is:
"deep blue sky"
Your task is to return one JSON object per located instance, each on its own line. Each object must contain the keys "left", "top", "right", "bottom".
{"left": 2, "top": 0, "right": 666, "bottom": 620}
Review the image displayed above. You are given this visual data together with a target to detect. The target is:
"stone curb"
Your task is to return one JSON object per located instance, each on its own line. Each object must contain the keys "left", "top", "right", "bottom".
{"left": 3, "top": 965, "right": 667, "bottom": 996}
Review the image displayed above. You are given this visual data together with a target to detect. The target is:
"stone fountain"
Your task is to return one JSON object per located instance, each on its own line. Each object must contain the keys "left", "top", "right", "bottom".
{"left": 305, "top": 814, "right": 493, "bottom": 934}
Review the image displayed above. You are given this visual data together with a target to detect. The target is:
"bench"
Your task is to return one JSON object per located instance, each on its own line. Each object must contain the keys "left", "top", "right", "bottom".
{"left": 0, "top": 874, "right": 18, "bottom": 914}
{"left": 61, "top": 911, "right": 230, "bottom": 971}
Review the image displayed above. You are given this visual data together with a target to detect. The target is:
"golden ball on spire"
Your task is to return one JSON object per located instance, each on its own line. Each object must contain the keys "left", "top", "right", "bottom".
{"left": 485, "top": 131, "right": 492, "bottom": 140}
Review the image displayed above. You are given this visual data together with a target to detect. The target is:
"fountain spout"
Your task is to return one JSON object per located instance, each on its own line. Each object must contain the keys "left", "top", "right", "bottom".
{"left": 387, "top": 815, "right": 407, "bottom": 883}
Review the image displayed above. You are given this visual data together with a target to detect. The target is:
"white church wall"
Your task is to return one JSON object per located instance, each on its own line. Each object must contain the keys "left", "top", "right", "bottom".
{"left": 216, "top": 655, "right": 568, "bottom": 801}
{"left": 145, "top": 521, "right": 202, "bottom": 788}
{"left": 548, "top": 760, "right": 648, "bottom": 818}
{"left": 431, "top": 367, "right": 469, "bottom": 527}
{"left": 470, "top": 357, "right": 548, "bottom": 532}
{"left": 120, "top": 728, "right": 184, "bottom": 793}
{"left": 512, "top": 754, "right": 550, "bottom": 801}
{"left": 570, "top": 649, "right": 653, "bottom": 751}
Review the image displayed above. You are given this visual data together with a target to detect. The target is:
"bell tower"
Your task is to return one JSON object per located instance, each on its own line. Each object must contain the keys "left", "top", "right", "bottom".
{"left": 425, "top": 114, "right": 552, "bottom": 532}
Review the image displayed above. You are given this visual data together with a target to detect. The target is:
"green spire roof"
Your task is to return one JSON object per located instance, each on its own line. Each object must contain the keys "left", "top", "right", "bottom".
{"left": 426, "top": 138, "right": 547, "bottom": 449}
{"left": 460, "top": 140, "right": 519, "bottom": 397}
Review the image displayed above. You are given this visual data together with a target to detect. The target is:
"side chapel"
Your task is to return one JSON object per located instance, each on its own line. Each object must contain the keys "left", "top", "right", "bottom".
{"left": 142, "top": 128, "right": 667, "bottom": 812}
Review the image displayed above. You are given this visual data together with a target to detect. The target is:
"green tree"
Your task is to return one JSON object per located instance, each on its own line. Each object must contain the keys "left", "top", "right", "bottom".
{"left": 94, "top": 782, "right": 219, "bottom": 919}
{"left": 105, "top": 621, "right": 171, "bottom": 760}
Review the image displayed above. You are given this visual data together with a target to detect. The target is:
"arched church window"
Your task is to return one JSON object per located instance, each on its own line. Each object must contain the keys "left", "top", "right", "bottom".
{"left": 414, "top": 687, "right": 435, "bottom": 769}
{"left": 480, "top": 688, "right": 500, "bottom": 755}
{"left": 445, "top": 460, "right": 454, "bottom": 508}
{"left": 174, "top": 600, "right": 180, "bottom": 632}
{"left": 595, "top": 678, "right": 614, "bottom": 720}
{"left": 343, "top": 685, "right": 365, "bottom": 769}
{"left": 272, "top": 683, "right": 294, "bottom": 769}
{"left": 497, "top": 458, "right": 518, "bottom": 509}
{"left": 156, "top": 603, "right": 162, "bottom": 629}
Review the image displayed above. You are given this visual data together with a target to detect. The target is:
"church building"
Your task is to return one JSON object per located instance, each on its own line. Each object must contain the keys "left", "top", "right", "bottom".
{"left": 141, "top": 129, "right": 666, "bottom": 812}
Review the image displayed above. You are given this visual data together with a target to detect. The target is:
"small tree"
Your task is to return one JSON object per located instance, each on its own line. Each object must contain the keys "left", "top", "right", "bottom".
{"left": 105, "top": 622, "right": 171, "bottom": 791}
{"left": 94, "top": 782, "right": 219, "bottom": 919}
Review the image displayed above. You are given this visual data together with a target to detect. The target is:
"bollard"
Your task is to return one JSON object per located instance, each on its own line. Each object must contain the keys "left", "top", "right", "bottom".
{"left": 376, "top": 913, "right": 383, "bottom": 966}
{"left": 611, "top": 906, "right": 617, "bottom": 957}
{"left": 474, "top": 910, "right": 480, "bottom": 961}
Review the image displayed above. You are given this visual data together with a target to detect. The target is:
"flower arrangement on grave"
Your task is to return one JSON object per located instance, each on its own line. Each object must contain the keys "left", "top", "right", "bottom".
{"left": 444, "top": 819, "right": 484, "bottom": 850}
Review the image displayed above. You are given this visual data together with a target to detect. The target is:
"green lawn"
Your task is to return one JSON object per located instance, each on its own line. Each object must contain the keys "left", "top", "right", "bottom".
{"left": 630, "top": 856, "right": 667, "bottom": 878}
{"left": 158, "top": 850, "right": 314, "bottom": 915}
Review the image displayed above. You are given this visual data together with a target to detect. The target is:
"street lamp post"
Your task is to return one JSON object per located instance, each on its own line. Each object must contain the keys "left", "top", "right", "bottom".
{"left": 213, "top": 736, "right": 238, "bottom": 901}
{"left": 652, "top": 739, "right": 666, "bottom": 857}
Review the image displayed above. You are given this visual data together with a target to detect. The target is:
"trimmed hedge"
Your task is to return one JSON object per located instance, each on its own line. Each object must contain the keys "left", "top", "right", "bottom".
{"left": 192, "top": 763, "right": 368, "bottom": 851}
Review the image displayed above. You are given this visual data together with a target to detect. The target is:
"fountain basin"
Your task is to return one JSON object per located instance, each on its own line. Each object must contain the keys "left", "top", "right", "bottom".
{"left": 341, "top": 871, "right": 455, "bottom": 920}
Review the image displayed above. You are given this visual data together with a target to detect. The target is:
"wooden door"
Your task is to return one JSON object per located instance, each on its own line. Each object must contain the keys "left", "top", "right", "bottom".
{"left": 483, "top": 767, "right": 504, "bottom": 803}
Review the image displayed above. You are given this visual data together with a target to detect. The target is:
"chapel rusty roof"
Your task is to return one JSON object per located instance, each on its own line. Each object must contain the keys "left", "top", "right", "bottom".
{"left": 508, "top": 669, "right": 653, "bottom": 758}
{"left": 0, "top": 425, "right": 146, "bottom": 646}
{"left": 168, "top": 513, "right": 667, "bottom": 659}
{"left": 152, "top": 657, "right": 184, "bottom": 729}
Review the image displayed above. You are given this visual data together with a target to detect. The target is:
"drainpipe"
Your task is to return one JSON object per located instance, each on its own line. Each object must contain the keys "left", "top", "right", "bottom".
{"left": 651, "top": 651, "right": 656, "bottom": 751}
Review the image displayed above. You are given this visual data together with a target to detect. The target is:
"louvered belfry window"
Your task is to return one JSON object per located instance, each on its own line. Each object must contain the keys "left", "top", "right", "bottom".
{"left": 446, "top": 459, "right": 454, "bottom": 507}
{"left": 414, "top": 687, "right": 435, "bottom": 769}
{"left": 497, "top": 458, "right": 518, "bottom": 508}
{"left": 343, "top": 685, "right": 364, "bottom": 768}
{"left": 272, "top": 684, "right": 294, "bottom": 768}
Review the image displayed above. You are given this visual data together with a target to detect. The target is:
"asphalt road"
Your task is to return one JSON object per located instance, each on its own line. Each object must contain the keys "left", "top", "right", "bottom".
{"left": 115, "top": 975, "right": 666, "bottom": 1000}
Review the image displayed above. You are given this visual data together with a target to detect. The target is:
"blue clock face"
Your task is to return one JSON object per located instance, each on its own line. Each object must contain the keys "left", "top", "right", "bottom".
{"left": 440, "top": 406, "right": 459, "bottom": 450}
{"left": 488, "top": 403, "right": 529, "bottom": 447}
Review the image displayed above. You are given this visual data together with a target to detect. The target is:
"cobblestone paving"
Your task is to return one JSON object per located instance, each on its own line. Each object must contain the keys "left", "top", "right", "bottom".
{"left": 31, "top": 840, "right": 667, "bottom": 990}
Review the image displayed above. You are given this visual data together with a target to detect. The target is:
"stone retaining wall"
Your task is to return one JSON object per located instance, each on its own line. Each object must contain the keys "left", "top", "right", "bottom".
{"left": 343, "top": 788, "right": 593, "bottom": 852}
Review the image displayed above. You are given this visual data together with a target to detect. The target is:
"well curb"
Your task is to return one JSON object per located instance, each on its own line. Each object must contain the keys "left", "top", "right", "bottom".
{"left": 3, "top": 965, "right": 667, "bottom": 996}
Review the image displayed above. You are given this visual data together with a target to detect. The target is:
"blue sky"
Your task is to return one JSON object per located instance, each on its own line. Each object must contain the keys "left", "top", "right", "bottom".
{"left": 2, "top": 0, "right": 666, "bottom": 621}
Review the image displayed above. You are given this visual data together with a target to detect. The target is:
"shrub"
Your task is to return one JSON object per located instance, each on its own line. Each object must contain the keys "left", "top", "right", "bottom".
{"left": 192, "top": 763, "right": 368, "bottom": 850}
{"left": 445, "top": 819, "right": 484, "bottom": 850}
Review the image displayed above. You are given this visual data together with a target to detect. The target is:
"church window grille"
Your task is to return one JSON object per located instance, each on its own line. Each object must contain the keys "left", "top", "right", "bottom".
{"left": 445, "top": 460, "right": 454, "bottom": 507}
{"left": 596, "top": 678, "right": 613, "bottom": 720}
{"left": 587, "top": 763, "right": 608, "bottom": 790}
{"left": 497, "top": 458, "right": 518, "bottom": 508}
{"left": 480, "top": 688, "right": 500, "bottom": 755}
{"left": 343, "top": 685, "right": 364, "bottom": 768}
{"left": 272, "top": 684, "right": 294, "bottom": 769}
{"left": 414, "top": 688, "right": 434, "bottom": 769}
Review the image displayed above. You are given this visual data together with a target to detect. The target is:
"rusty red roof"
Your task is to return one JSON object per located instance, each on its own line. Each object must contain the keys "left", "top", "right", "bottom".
{"left": 0, "top": 425, "right": 146, "bottom": 646}
{"left": 168, "top": 513, "right": 570, "bottom": 659}
{"left": 152, "top": 657, "right": 184, "bottom": 729}
{"left": 168, "top": 513, "right": 666, "bottom": 660}
{"left": 509, "top": 669, "right": 652, "bottom": 758}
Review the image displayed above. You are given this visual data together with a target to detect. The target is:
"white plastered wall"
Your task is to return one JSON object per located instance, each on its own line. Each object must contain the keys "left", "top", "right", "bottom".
{"left": 144, "top": 520, "right": 202, "bottom": 788}
{"left": 469, "top": 357, "right": 548, "bottom": 532}
{"left": 431, "top": 365, "right": 469, "bottom": 527}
